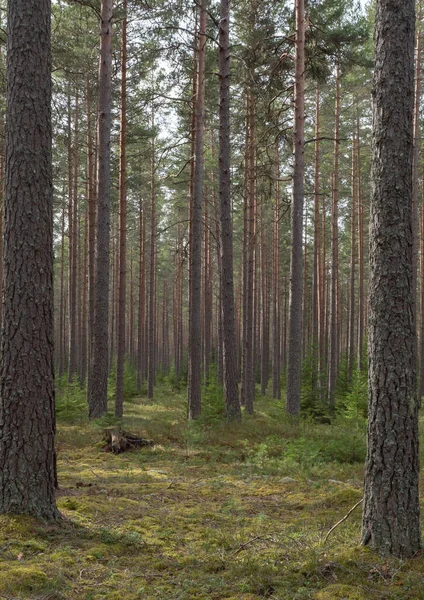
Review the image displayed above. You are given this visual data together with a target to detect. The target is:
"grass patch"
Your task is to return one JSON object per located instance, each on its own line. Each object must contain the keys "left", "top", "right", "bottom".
{"left": 1, "top": 384, "right": 424, "bottom": 599}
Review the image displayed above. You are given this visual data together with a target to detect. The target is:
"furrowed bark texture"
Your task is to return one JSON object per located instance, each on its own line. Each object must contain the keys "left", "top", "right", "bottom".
{"left": 0, "top": 0, "right": 59, "bottom": 519}
{"left": 188, "top": 0, "right": 206, "bottom": 420}
{"left": 286, "top": 0, "right": 305, "bottom": 416}
{"left": 362, "top": 0, "right": 421, "bottom": 558}
{"left": 219, "top": 0, "right": 241, "bottom": 420}
{"left": 87, "top": 0, "right": 112, "bottom": 418}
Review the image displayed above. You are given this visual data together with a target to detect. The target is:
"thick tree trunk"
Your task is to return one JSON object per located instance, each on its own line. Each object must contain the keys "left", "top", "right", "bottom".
{"left": 362, "top": 0, "right": 421, "bottom": 558}
{"left": 286, "top": 0, "right": 305, "bottom": 416}
{"left": 218, "top": 0, "right": 241, "bottom": 420}
{"left": 87, "top": 0, "right": 113, "bottom": 418}
{"left": 0, "top": 0, "right": 58, "bottom": 519}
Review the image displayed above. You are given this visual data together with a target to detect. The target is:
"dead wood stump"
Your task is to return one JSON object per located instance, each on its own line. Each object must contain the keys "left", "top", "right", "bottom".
{"left": 102, "top": 427, "right": 154, "bottom": 454}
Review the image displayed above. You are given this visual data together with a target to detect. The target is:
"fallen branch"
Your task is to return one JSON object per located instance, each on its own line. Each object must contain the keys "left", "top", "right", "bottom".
{"left": 230, "top": 534, "right": 277, "bottom": 556}
{"left": 323, "top": 498, "right": 363, "bottom": 544}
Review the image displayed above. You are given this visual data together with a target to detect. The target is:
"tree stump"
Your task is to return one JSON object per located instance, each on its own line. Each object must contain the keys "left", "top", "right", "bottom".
{"left": 102, "top": 427, "right": 153, "bottom": 454}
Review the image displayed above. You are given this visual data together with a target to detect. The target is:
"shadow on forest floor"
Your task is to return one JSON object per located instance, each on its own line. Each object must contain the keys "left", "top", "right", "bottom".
{"left": 1, "top": 385, "right": 424, "bottom": 599}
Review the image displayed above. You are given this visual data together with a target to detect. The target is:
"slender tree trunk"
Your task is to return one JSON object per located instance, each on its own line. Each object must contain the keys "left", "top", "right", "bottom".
{"left": 137, "top": 203, "right": 146, "bottom": 390}
{"left": 312, "top": 88, "right": 320, "bottom": 395}
{"left": 148, "top": 108, "right": 156, "bottom": 399}
{"left": 356, "top": 113, "right": 365, "bottom": 371}
{"left": 327, "top": 67, "right": 340, "bottom": 407}
{"left": 87, "top": 0, "right": 113, "bottom": 418}
{"left": 242, "top": 93, "right": 256, "bottom": 414}
{"left": 362, "top": 0, "right": 421, "bottom": 558}
{"left": 188, "top": 0, "right": 206, "bottom": 419}
{"left": 115, "top": 0, "right": 127, "bottom": 418}
{"left": 286, "top": 0, "right": 305, "bottom": 416}
{"left": 86, "top": 76, "right": 96, "bottom": 382}
{"left": 272, "top": 143, "right": 281, "bottom": 399}
{"left": 348, "top": 137, "right": 357, "bottom": 382}
{"left": 0, "top": 0, "right": 58, "bottom": 519}
{"left": 218, "top": 0, "right": 241, "bottom": 420}
{"left": 58, "top": 198, "right": 66, "bottom": 378}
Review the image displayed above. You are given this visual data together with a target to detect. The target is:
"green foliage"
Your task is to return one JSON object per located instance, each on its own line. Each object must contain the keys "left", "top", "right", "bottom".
{"left": 198, "top": 378, "right": 226, "bottom": 426}
{"left": 342, "top": 369, "right": 368, "bottom": 419}
{"left": 56, "top": 376, "right": 87, "bottom": 420}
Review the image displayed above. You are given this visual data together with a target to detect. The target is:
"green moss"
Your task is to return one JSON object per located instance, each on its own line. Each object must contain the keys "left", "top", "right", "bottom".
{"left": 0, "top": 566, "right": 53, "bottom": 594}
{"left": 315, "top": 584, "right": 368, "bottom": 599}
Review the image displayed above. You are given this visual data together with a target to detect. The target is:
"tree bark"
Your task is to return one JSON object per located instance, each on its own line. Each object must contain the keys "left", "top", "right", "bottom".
{"left": 286, "top": 0, "right": 305, "bottom": 416}
{"left": 188, "top": 0, "right": 206, "bottom": 420}
{"left": 0, "top": 0, "right": 58, "bottom": 519}
{"left": 362, "top": 0, "right": 421, "bottom": 558}
{"left": 219, "top": 0, "right": 241, "bottom": 420}
{"left": 87, "top": 0, "right": 113, "bottom": 418}
{"left": 115, "top": 0, "right": 127, "bottom": 418}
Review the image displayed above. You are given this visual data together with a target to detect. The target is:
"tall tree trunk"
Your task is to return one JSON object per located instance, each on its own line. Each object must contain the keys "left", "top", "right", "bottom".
{"left": 362, "top": 0, "right": 421, "bottom": 558}
{"left": 327, "top": 67, "right": 340, "bottom": 407}
{"left": 86, "top": 76, "right": 96, "bottom": 381}
{"left": 58, "top": 198, "right": 66, "bottom": 378}
{"left": 312, "top": 88, "right": 320, "bottom": 396}
{"left": 87, "top": 0, "right": 113, "bottom": 418}
{"left": 286, "top": 0, "right": 305, "bottom": 416}
{"left": 272, "top": 143, "right": 281, "bottom": 399}
{"left": 188, "top": 0, "right": 206, "bottom": 420}
{"left": 414, "top": 0, "right": 423, "bottom": 397}
{"left": 356, "top": 112, "right": 365, "bottom": 371}
{"left": 115, "top": 0, "right": 127, "bottom": 418}
{"left": 0, "top": 0, "right": 58, "bottom": 519}
{"left": 348, "top": 137, "right": 357, "bottom": 382}
{"left": 218, "top": 0, "right": 241, "bottom": 420}
{"left": 148, "top": 108, "right": 156, "bottom": 399}
{"left": 137, "top": 203, "right": 146, "bottom": 390}
{"left": 242, "top": 93, "right": 256, "bottom": 414}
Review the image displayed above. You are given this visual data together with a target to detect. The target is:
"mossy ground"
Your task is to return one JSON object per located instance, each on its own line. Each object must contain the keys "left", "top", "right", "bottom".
{"left": 1, "top": 385, "right": 424, "bottom": 599}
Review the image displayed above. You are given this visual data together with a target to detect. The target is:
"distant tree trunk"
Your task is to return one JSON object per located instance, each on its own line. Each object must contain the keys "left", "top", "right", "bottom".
{"left": 356, "top": 113, "right": 365, "bottom": 371}
{"left": 67, "top": 92, "right": 78, "bottom": 383}
{"left": 137, "top": 203, "right": 146, "bottom": 390}
{"left": 115, "top": 0, "right": 127, "bottom": 418}
{"left": 362, "top": 0, "right": 421, "bottom": 558}
{"left": 218, "top": 0, "right": 241, "bottom": 420}
{"left": 327, "top": 66, "right": 340, "bottom": 407}
{"left": 272, "top": 144, "right": 281, "bottom": 399}
{"left": 188, "top": 0, "right": 206, "bottom": 419}
{"left": 0, "top": 0, "right": 59, "bottom": 519}
{"left": 58, "top": 198, "right": 66, "bottom": 378}
{"left": 312, "top": 88, "right": 320, "bottom": 396}
{"left": 148, "top": 107, "right": 156, "bottom": 399}
{"left": 87, "top": 0, "right": 113, "bottom": 418}
{"left": 348, "top": 136, "right": 357, "bottom": 382}
{"left": 86, "top": 76, "right": 96, "bottom": 379}
{"left": 286, "top": 0, "right": 305, "bottom": 416}
{"left": 80, "top": 208, "right": 88, "bottom": 384}
{"left": 241, "top": 93, "right": 256, "bottom": 414}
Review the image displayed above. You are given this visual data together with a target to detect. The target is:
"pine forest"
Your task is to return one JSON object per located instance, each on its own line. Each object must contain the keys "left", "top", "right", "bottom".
{"left": 0, "top": 0, "right": 424, "bottom": 598}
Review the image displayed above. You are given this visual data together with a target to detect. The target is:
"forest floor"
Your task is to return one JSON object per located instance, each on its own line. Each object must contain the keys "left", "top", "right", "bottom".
{"left": 1, "top": 384, "right": 424, "bottom": 599}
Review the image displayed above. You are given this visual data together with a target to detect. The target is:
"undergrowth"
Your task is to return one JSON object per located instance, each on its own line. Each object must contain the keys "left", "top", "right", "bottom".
{"left": 2, "top": 373, "right": 424, "bottom": 600}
